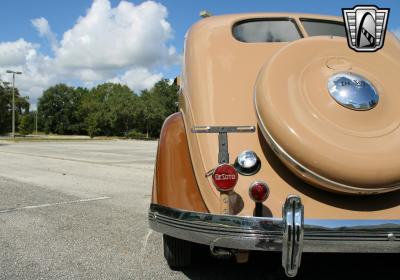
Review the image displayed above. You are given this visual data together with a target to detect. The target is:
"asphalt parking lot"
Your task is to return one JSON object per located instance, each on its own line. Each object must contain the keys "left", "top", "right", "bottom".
{"left": 0, "top": 140, "right": 397, "bottom": 279}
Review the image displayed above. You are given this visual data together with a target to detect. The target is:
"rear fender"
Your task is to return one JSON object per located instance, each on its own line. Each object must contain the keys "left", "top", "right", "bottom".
{"left": 152, "top": 112, "right": 208, "bottom": 212}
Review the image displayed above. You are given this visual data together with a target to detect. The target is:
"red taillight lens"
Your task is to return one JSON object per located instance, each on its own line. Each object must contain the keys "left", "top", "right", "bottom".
{"left": 249, "top": 181, "right": 270, "bottom": 202}
{"left": 212, "top": 164, "right": 238, "bottom": 192}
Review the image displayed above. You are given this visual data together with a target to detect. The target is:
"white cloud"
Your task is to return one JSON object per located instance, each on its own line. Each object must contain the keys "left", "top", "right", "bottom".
{"left": 31, "top": 17, "right": 58, "bottom": 51}
{"left": 0, "top": 39, "right": 38, "bottom": 67}
{"left": 55, "top": 0, "right": 178, "bottom": 70}
{"left": 108, "top": 67, "right": 163, "bottom": 91}
{"left": 0, "top": 0, "right": 179, "bottom": 109}
{"left": 0, "top": 44, "right": 55, "bottom": 108}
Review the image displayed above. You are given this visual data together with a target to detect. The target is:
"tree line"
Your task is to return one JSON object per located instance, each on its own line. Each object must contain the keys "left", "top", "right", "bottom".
{"left": 0, "top": 79, "right": 179, "bottom": 138}
{"left": 0, "top": 84, "right": 30, "bottom": 134}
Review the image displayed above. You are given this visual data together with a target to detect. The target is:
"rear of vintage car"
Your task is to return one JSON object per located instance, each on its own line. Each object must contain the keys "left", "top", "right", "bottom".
{"left": 149, "top": 13, "right": 400, "bottom": 277}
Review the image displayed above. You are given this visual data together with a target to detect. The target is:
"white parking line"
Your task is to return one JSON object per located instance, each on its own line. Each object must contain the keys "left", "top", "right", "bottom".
{"left": 0, "top": 196, "right": 111, "bottom": 214}
{"left": 140, "top": 229, "right": 154, "bottom": 266}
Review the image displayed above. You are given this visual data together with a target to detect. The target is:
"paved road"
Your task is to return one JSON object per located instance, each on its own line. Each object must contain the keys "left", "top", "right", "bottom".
{"left": 0, "top": 140, "right": 397, "bottom": 279}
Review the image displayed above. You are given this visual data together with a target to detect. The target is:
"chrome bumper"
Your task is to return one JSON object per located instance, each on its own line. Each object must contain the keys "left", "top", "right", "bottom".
{"left": 148, "top": 195, "right": 400, "bottom": 277}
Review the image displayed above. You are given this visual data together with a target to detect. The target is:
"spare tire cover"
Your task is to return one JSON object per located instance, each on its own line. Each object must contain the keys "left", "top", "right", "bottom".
{"left": 255, "top": 36, "right": 400, "bottom": 195}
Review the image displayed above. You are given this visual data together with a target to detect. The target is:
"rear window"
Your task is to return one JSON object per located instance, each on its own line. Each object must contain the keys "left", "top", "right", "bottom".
{"left": 233, "top": 19, "right": 302, "bottom": 43}
{"left": 300, "top": 19, "right": 346, "bottom": 37}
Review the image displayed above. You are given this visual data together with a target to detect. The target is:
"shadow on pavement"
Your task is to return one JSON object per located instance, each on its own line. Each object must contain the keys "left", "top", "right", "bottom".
{"left": 181, "top": 245, "right": 397, "bottom": 279}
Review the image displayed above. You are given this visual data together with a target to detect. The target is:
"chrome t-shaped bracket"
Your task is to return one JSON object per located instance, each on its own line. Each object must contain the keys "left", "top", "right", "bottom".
{"left": 191, "top": 126, "right": 256, "bottom": 164}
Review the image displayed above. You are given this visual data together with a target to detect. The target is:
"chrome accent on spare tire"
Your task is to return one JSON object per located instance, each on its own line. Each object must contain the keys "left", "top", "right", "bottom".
{"left": 254, "top": 90, "right": 400, "bottom": 195}
{"left": 327, "top": 72, "right": 379, "bottom": 111}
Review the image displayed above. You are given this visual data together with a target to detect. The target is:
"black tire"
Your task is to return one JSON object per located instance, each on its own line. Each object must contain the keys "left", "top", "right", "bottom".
{"left": 163, "top": 234, "right": 192, "bottom": 269}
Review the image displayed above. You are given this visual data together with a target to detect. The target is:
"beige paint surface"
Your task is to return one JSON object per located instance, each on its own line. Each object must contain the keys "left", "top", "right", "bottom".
{"left": 180, "top": 13, "right": 400, "bottom": 219}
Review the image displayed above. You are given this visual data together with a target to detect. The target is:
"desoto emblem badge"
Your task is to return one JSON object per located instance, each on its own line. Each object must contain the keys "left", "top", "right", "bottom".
{"left": 327, "top": 73, "right": 379, "bottom": 111}
{"left": 342, "top": 5, "right": 390, "bottom": 52}
{"left": 211, "top": 164, "right": 238, "bottom": 192}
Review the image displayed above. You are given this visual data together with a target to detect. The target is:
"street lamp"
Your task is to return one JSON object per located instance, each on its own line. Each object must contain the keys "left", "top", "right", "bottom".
{"left": 35, "top": 110, "right": 38, "bottom": 135}
{"left": 6, "top": 70, "right": 22, "bottom": 138}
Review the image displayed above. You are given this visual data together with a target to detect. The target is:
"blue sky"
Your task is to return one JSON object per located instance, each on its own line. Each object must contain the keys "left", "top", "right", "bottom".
{"left": 0, "top": 0, "right": 399, "bottom": 108}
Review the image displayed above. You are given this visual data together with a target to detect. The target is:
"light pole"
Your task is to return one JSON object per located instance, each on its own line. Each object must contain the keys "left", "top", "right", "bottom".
{"left": 6, "top": 70, "right": 22, "bottom": 138}
{"left": 35, "top": 110, "right": 38, "bottom": 135}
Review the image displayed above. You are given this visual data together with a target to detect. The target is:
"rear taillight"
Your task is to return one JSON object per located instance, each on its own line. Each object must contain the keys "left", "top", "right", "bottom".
{"left": 249, "top": 181, "right": 270, "bottom": 202}
{"left": 212, "top": 164, "right": 238, "bottom": 192}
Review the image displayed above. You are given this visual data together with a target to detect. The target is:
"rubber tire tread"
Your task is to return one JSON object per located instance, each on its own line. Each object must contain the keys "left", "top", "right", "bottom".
{"left": 163, "top": 234, "right": 192, "bottom": 268}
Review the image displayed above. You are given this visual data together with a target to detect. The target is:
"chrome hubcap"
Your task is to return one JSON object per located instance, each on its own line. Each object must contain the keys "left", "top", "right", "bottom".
{"left": 327, "top": 72, "right": 379, "bottom": 110}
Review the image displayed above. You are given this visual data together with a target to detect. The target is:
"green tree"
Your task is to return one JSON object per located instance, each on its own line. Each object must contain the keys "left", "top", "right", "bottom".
{"left": 82, "top": 83, "right": 141, "bottom": 137}
{"left": 69, "top": 87, "right": 89, "bottom": 134}
{"left": 0, "top": 83, "right": 30, "bottom": 134}
{"left": 139, "top": 79, "right": 178, "bottom": 137}
{"left": 34, "top": 79, "right": 178, "bottom": 138}
{"left": 18, "top": 113, "right": 34, "bottom": 135}
{"left": 38, "top": 84, "right": 84, "bottom": 134}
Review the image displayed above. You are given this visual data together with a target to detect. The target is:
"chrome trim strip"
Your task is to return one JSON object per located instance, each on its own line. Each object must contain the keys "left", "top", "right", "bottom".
{"left": 150, "top": 201, "right": 400, "bottom": 277}
{"left": 253, "top": 89, "right": 400, "bottom": 194}
{"left": 149, "top": 204, "right": 400, "bottom": 252}
{"left": 149, "top": 200, "right": 400, "bottom": 277}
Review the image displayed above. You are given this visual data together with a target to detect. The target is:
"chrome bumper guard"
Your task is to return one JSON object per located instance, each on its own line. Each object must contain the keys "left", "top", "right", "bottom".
{"left": 148, "top": 195, "right": 400, "bottom": 277}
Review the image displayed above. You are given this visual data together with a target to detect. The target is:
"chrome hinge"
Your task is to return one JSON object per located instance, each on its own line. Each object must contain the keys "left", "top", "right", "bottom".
{"left": 282, "top": 195, "right": 304, "bottom": 278}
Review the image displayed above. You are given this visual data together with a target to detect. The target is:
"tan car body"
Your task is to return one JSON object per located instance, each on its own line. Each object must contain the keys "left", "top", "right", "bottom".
{"left": 152, "top": 13, "right": 400, "bottom": 219}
